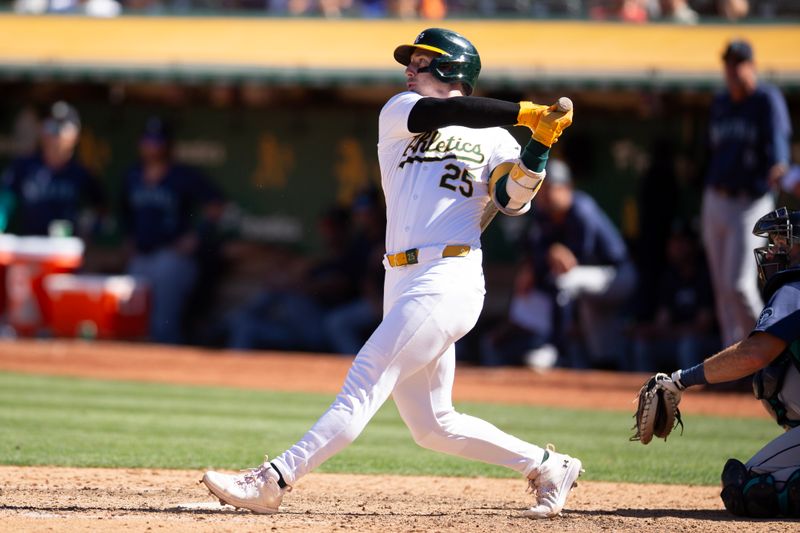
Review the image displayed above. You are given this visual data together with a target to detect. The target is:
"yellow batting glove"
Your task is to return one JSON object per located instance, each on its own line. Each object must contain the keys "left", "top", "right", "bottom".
{"left": 516, "top": 101, "right": 549, "bottom": 132}
{"left": 532, "top": 97, "right": 574, "bottom": 148}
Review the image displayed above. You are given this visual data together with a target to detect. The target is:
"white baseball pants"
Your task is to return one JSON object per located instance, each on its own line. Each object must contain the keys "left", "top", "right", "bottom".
{"left": 272, "top": 250, "right": 544, "bottom": 485}
{"left": 748, "top": 365, "right": 800, "bottom": 485}
{"left": 700, "top": 188, "right": 773, "bottom": 347}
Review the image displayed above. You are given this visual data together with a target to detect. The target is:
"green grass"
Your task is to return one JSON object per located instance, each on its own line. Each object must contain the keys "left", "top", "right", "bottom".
{"left": 0, "top": 371, "right": 779, "bottom": 485}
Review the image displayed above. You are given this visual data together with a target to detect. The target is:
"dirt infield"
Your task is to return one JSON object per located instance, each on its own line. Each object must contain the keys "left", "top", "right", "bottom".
{"left": 3, "top": 465, "right": 794, "bottom": 533}
{"left": 1, "top": 339, "right": 797, "bottom": 532}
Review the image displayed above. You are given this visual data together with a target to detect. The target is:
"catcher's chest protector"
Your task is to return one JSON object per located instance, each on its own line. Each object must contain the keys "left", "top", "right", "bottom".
{"left": 753, "top": 344, "right": 800, "bottom": 429}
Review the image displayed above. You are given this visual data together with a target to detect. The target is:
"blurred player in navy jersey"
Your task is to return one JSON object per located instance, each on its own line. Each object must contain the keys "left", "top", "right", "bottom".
{"left": 0, "top": 101, "right": 106, "bottom": 238}
{"left": 700, "top": 39, "right": 791, "bottom": 348}
{"left": 120, "top": 117, "right": 224, "bottom": 344}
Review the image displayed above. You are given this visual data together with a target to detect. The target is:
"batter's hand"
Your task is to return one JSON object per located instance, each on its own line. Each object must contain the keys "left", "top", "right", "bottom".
{"left": 516, "top": 101, "right": 549, "bottom": 132}
{"left": 533, "top": 97, "right": 573, "bottom": 148}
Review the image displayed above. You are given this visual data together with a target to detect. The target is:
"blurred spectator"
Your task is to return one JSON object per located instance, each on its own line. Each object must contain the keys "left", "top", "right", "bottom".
{"left": 358, "top": 0, "right": 387, "bottom": 16}
{"left": 632, "top": 138, "right": 680, "bottom": 321}
{"left": 319, "top": 0, "right": 353, "bottom": 17}
{"left": 717, "top": 0, "right": 749, "bottom": 20}
{"left": 653, "top": 0, "right": 699, "bottom": 23}
{"left": 589, "top": 0, "right": 649, "bottom": 22}
{"left": 524, "top": 159, "right": 637, "bottom": 369}
{"left": 418, "top": 0, "right": 446, "bottom": 18}
{"left": 119, "top": 117, "right": 225, "bottom": 344}
{"left": 13, "top": 0, "right": 121, "bottom": 17}
{"left": 11, "top": 0, "right": 793, "bottom": 18}
{"left": 700, "top": 39, "right": 791, "bottom": 347}
{"left": 10, "top": 106, "right": 41, "bottom": 159}
{"left": 780, "top": 164, "right": 800, "bottom": 208}
{"left": 0, "top": 101, "right": 106, "bottom": 239}
{"left": 223, "top": 280, "right": 329, "bottom": 352}
{"left": 323, "top": 248, "right": 385, "bottom": 355}
{"left": 628, "top": 222, "right": 719, "bottom": 372}
{"left": 479, "top": 257, "right": 557, "bottom": 369}
{"left": 323, "top": 189, "right": 386, "bottom": 355}
{"left": 691, "top": 0, "right": 749, "bottom": 19}
{"left": 387, "top": 0, "right": 417, "bottom": 17}
{"left": 122, "top": 0, "right": 165, "bottom": 12}
{"left": 223, "top": 205, "right": 362, "bottom": 352}
{"left": 271, "top": 0, "right": 354, "bottom": 16}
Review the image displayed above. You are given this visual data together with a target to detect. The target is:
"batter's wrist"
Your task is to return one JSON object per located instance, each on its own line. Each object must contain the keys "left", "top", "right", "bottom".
{"left": 521, "top": 139, "right": 550, "bottom": 174}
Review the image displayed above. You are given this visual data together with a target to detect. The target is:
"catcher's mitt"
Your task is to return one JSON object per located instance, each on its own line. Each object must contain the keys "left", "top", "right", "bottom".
{"left": 630, "top": 373, "right": 684, "bottom": 444}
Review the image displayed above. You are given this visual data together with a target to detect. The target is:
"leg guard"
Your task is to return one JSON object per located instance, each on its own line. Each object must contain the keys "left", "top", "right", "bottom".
{"left": 720, "top": 458, "right": 749, "bottom": 517}
{"left": 720, "top": 458, "right": 780, "bottom": 518}
{"left": 780, "top": 469, "right": 800, "bottom": 517}
{"left": 742, "top": 474, "right": 779, "bottom": 518}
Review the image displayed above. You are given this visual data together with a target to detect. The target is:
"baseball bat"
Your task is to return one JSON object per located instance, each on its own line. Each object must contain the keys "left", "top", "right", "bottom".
{"left": 552, "top": 96, "right": 573, "bottom": 113}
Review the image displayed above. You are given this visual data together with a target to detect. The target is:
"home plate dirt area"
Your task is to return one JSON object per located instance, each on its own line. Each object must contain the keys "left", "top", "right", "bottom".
{"left": 0, "top": 340, "right": 797, "bottom": 532}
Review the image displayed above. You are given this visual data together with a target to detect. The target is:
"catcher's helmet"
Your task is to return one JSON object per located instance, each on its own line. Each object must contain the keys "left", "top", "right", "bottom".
{"left": 752, "top": 207, "right": 800, "bottom": 293}
{"left": 394, "top": 28, "right": 481, "bottom": 95}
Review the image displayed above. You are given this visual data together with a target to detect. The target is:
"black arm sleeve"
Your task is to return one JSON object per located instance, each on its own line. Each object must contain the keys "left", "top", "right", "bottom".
{"left": 407, "top": 96, "right": 520, "bottom": 133}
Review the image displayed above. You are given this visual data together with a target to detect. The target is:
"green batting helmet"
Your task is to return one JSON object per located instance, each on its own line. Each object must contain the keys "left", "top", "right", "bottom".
{"left": 394, "top": 28, "right": 481, "bottom": 95}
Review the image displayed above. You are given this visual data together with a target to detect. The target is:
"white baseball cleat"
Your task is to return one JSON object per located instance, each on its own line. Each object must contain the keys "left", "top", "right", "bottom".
{"left": 201, "top": 460, "right": 289, "bottom": 514}
{"left": 523, "top": 446, "right": 583, "bottom": 519}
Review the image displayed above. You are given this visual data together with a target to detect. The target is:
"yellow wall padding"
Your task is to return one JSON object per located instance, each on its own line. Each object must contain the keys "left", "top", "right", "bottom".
{"left": 1, "top": 16, "right": 798, "bottom": 80}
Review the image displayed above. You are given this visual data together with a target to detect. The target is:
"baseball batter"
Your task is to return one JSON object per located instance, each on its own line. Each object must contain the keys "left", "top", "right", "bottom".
{"left": 202, "top": 27, "right": 582, "bottom": 519}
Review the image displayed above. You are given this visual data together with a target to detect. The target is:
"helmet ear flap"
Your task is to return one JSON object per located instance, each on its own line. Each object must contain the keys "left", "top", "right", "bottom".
{"left": 430, "top": 58, "right": 454, "bottom": 75}
{"left": 428, "top": 57, "right": 478, "bottom": 95}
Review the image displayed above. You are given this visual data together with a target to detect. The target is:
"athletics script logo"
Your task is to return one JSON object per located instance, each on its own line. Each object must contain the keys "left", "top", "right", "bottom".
{"left": 399, "top": 130, "right": 485, "bottom": 168}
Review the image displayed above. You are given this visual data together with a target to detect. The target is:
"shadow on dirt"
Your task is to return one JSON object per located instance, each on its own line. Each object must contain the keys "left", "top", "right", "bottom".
{"left": 1, "top": 504, "right": 241, "bottom": 515}
{"left": 571, "top": 508, "right": 800, "bottom": 523}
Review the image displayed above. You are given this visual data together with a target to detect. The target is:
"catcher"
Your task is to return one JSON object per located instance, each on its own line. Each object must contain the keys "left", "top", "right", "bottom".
{"left": 632, "top": 207, "right": 800, "bottom": 518}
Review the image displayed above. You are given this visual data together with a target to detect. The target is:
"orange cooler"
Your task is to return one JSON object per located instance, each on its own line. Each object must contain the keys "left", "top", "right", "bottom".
{"left": 43, "top": 274, "right": 150, "bottom": 339}
{"left": 0, "top": 235, "right": 84, "bottom": 336}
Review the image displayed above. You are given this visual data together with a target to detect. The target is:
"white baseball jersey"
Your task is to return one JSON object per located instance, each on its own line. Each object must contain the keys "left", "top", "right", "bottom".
{"left": 377, "top": 91, "right": 520, "bottom": 253}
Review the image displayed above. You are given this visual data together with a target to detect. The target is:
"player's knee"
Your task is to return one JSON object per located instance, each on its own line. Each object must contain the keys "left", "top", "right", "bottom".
{"left": 407, "top": 414, "right": 460, "bottom": 451}
{"left": 406, "top": 425, "right": 447, "bottom": 451}
{"left": 410, "top": 431, "right": 436, "bottom": 450}
{"left": 720, "top": 458, "right": 780, "bottom": 518}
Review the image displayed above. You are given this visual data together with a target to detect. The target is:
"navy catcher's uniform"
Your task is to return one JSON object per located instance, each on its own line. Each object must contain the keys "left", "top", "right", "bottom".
{"left": 648, "top": 207, "right": 800, "bottom": 517}
{"left": 747, "top": 276, "right": 800, "bottom": 480}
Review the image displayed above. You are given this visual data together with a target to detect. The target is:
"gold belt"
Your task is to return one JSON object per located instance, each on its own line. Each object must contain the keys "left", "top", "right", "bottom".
{"left": 385, "top": 244, "right": 471, "bottom": 267}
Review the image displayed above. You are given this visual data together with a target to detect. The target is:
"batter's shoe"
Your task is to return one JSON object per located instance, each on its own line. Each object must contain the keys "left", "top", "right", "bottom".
{"left": 201, "top": 459, "right": 289, "bottom": 514}
{"left": 523, "top": 445, "right": 583, "bottom": 518}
